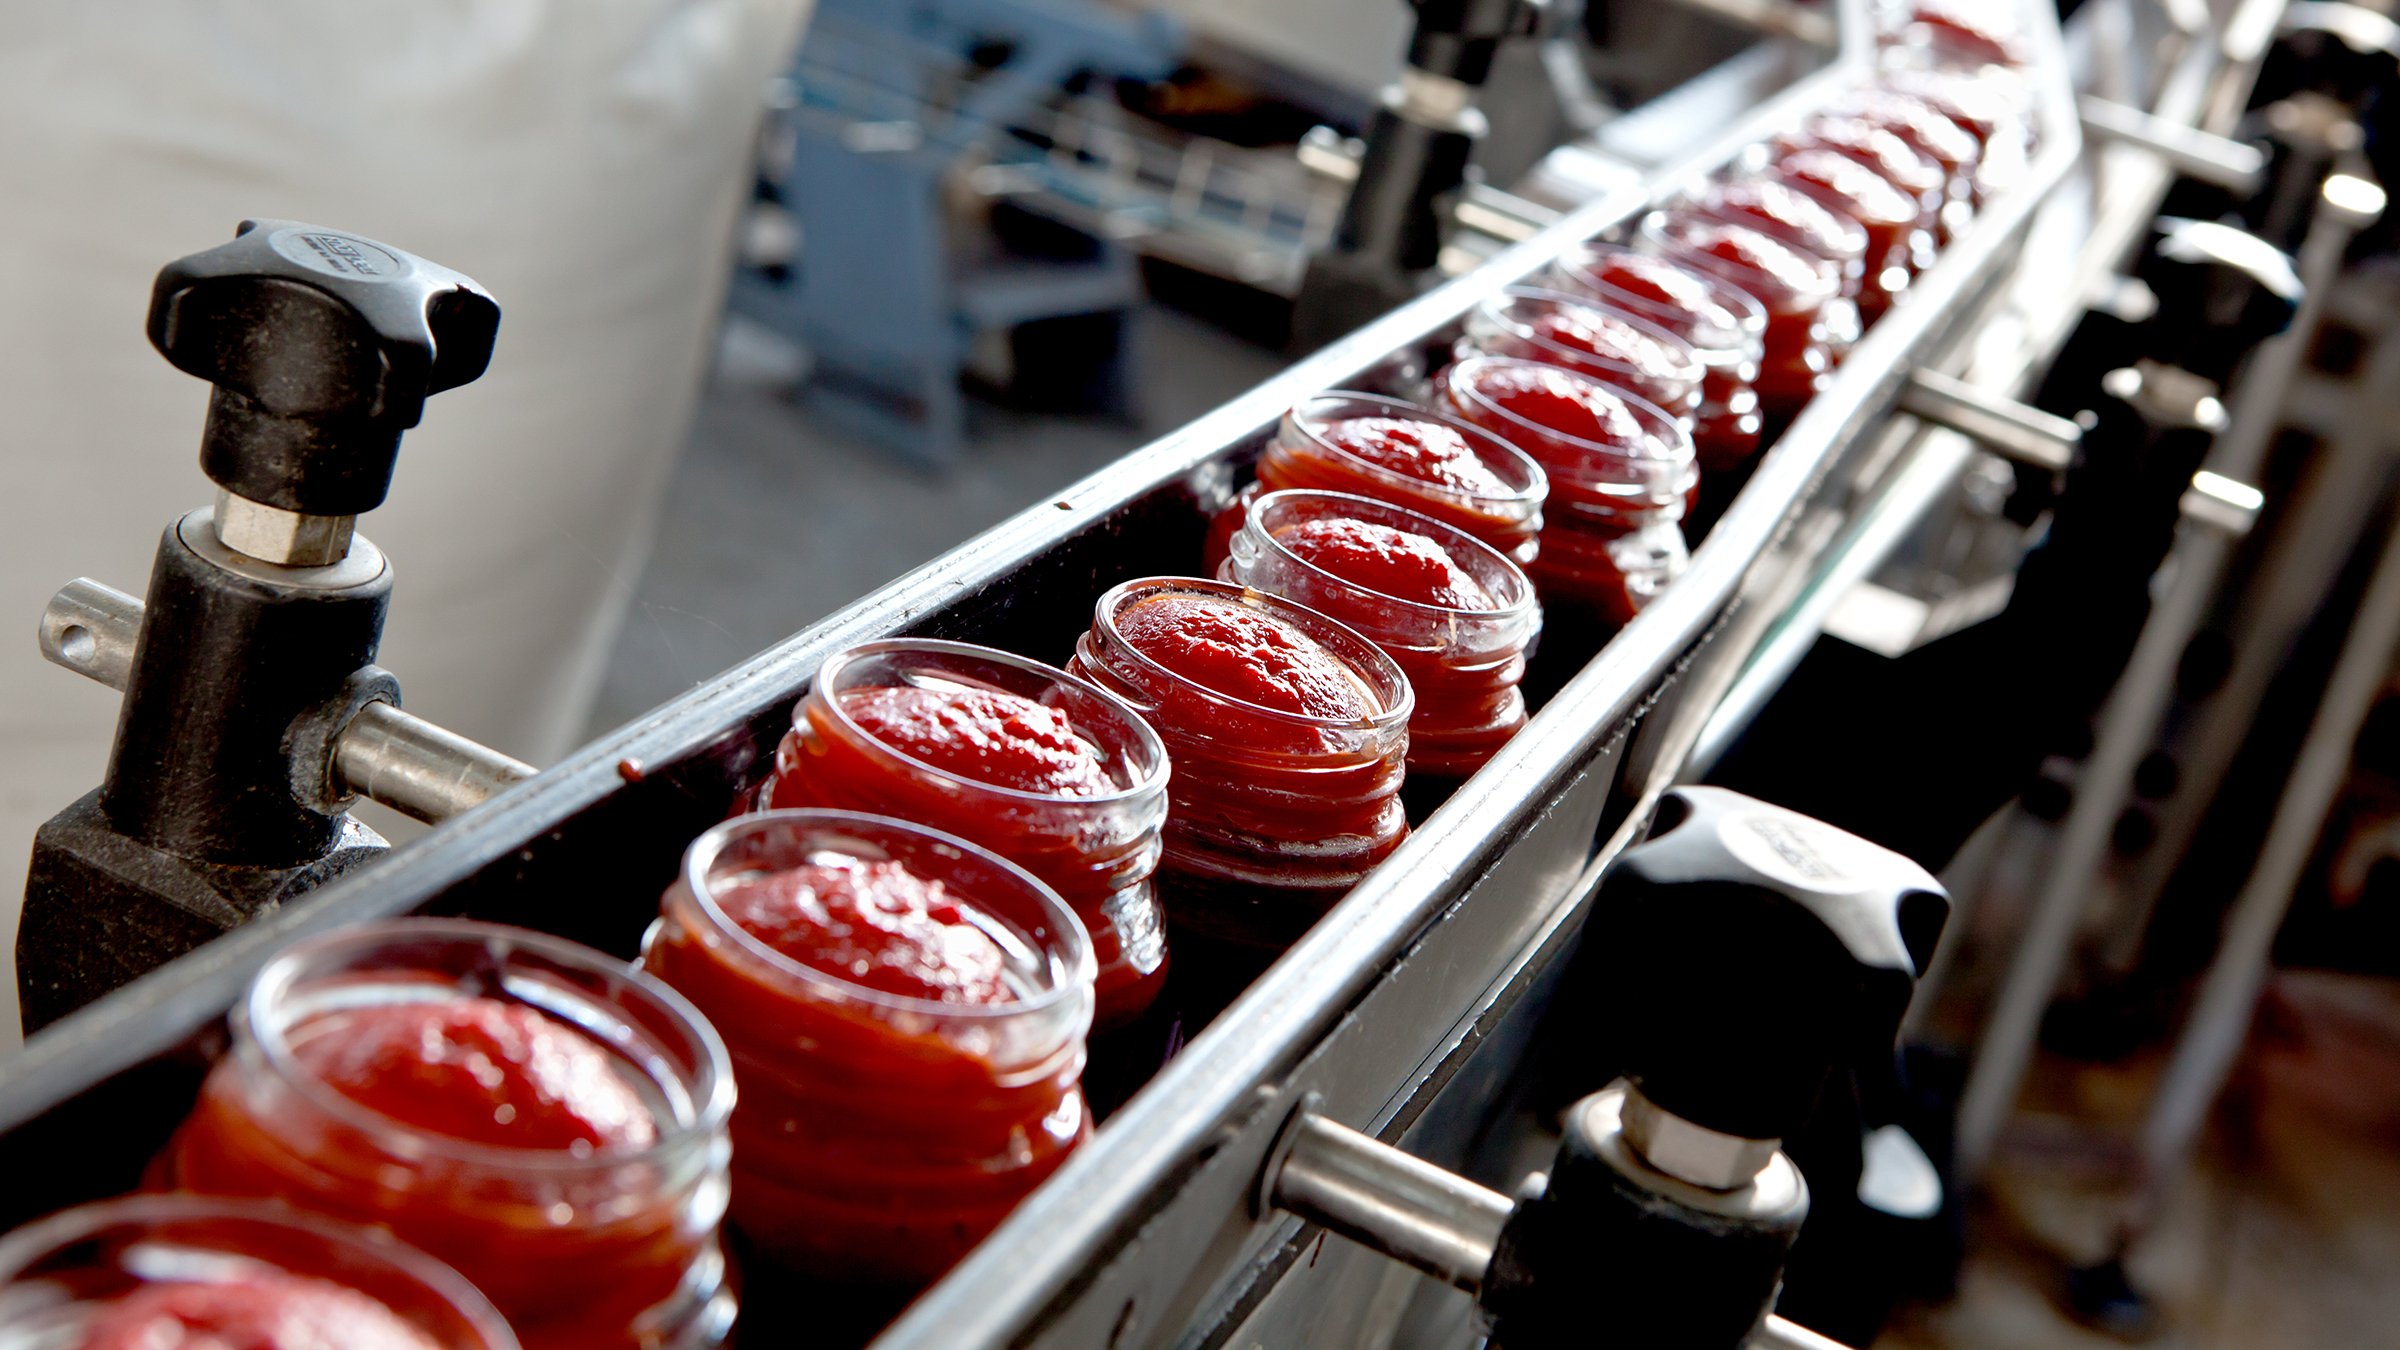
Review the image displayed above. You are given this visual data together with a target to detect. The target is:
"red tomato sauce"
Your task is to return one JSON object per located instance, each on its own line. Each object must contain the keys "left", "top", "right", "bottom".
{"left": 1228, "top": 494, "right": 1536, "bottom": 779}
{"left": 1231, "top": 398, "right": 1548, "bottom": 572}
{"left": 644, "top": 825, "right": 1090, "bottom": 1289}
{"left": 1069, "top": 580, "right": 1411, "bottom": 946}
{"left": 1274, "top": 517, "right": 1496, "bottom": 611}
{"left": 1438, "top": 359, "right": 1694, "bottom": 623}
{"left": 76, "top": 1276, "right": 445, "bottom": 1350}
{"left": 158, "top": 926, "right": 728, "bottom": 1350}
{"left": 1554, "top": 246, "right": 1766, "bottom": 471}
{"left": 1645, "top": 213, "right": 1840, "bottom": 420}
{"left": 760, "top": 650, "right": 1169, "bottom": 1028}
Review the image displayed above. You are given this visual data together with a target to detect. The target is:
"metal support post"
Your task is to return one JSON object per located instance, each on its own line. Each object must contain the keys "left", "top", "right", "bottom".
{"left": 1951, "top": 172, "right": 2380, "bottom": 1178}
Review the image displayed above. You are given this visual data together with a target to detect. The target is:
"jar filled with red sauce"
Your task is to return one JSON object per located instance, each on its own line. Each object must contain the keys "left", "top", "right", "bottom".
{"left": 1774, "top": 114, "right": 1957, "bottom": 244}
{"left": 1548, "top": 241, "right": 1768, "bottom": 472}
{"left": 1436, "top": 356, "right": 1696, "bottom": 624}
{"left": 1835, "top": 88, "right": 1986, "bottom": 205}
{"left": 1684, "top": 178, "right": 1867, "bottom": 363}
{"left": 1890, "top": 0, "right": 2027, "bottom": 69}
{"left": 1213, "top": 392, "right": 1549, "bottom": 572}
{"left": 1877, "top": 62, "right": 2035, "bottom": 199}
{"left": 1770, "top": 150, "right": 1935, "bottom": 325}
{"left": 755, "top": 639, "right": 1169, "bottom": 1029}
{"left": 1457, "top": 287, "right": 1705, "bottom": 422}
{"left": 156, "top": 921, "right": 734, "bottom": 1350}
{"left": 1222, "top": 489, "right": 1538, "bottom": 780}
{"left": 1068, "top": 577, "right": 1412, "bottom": 948}
{"left": 1641, "top": 210, "right": 1842, "bottom": 422}
{"left": 0, "top": 1195, "right": 516, "bottom": 1350}
{"left": 1879, "top": 64, "right": 2025, "bottom": 150}
{"left": 642, "top": 809, "right": 1095, "bottom": 1289}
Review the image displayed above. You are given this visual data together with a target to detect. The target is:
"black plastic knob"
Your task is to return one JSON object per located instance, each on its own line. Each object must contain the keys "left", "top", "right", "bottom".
{"left": 1406, "top": 0, "right": 1545, "bottom": 86}
{"left": 2133, "top": 218, "right": 2301, "bottom": 385}
{"left": 147, "top": 219, "right": 500, "bottom": 517}
{"left": 2256, "top": 4, "right": 2400, "bottom": 107}
{"left": 1601, "top": 787, "right": 1950, "bottom": 1144}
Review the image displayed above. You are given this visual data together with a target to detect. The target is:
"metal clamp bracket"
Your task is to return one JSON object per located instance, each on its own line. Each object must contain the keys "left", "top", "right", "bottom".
{"left": 39, "top": 578, "right": 535, "bottom": 824}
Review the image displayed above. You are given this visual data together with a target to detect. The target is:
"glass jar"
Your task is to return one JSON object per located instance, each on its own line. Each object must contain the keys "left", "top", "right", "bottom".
{"left": 1223, "top": 489, "right": 1539, "bottom": 780}
{"left": 756, "top": 639, "right": 1170, "bottom": 1030}
{"left": 1873, "top": 61, "right": 2035, "bottom": 201}
{"left": 1435, "top": 356, "right": 1696, "bottom": 624}
{"left": 1223, "top": 391, "right": 1549, "bottom": 571}
{"left": 1886, "top": 0, "right": 2026, "bottom": 70}
{"left": 1768, "top": 153, "right": 1933, "bottom": 325}
{"left": 1834, "top": 87, "right": 1986, "bottom": 206}
{"left": 0, "top": 1195, "right": 516, "bottom": 1350}
{"left": 1688, "top": 176, "right": 1870, "bottom": 306}
{"left": 1068, "top": 577, "right": 1412, "bottom": 949}
{"left": 643, "top": 809, "right": 1094, "bottom": 1291}
{"left": 156, "top": 920, "right": 736, "bottom": 1350}
{"left": 1640, "top": 210, "right": 1842, "bottom": 424}
{"left": 1457, "top": 287, "right": 1705, "bottom": 422}
{"left": 1774, "top": 114, "right": 1955, "bottom": 245}
{"left": 1547, "top": 241, "right": 1767, "bottom": 472}
{"left": 1683, "top": 178, "right": 1866, "bottom": 367}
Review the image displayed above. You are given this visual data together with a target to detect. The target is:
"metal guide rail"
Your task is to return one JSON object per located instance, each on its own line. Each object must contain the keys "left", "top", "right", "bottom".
{"left": 1693, "top": 0, "right": 2301, "bottom": 774}
{"left": 0, "top": 0, "right": 2117, "bottom": 1345}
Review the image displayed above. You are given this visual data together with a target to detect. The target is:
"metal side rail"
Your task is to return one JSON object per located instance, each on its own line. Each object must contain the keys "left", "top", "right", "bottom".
{"left": 875, "top": 22, "right": 2081, "bottom": 1350}
{"left": 1687, "top": 0, "right": 2278, "bottom": 780}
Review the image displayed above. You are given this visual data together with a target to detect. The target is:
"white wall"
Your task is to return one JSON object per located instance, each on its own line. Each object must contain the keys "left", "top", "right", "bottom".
{"left": 0, "top": 0, "right": 813, "bottom": 1049}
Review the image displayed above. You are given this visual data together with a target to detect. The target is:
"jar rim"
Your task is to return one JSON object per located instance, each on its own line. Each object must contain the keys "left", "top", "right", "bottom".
{"left": 1439, "top": 355, "right": 1698, "bottom": 491}
{"left": 1240, "top": 489, "right": 1539, "bottom": 624}
{"left": 1772, "top": 154, "right": 1920, "bottom": 230}
{"left": 238, "top": 918, "right": 734, "bottom": 1175}
{"left": 1833, "top": 88, "right": 1983, "bottom": 169}
{"left": 804, "top": 638, "right": 1171, "bottom": 810}
{"left": 1087, "top": 576, "right": 1416, "bottom": 734}
{"left": 0, "top": 1193, "right": 520, "bottom": 1350}
{"left": 1639, "top": 210, "right": 1842, "bottom": 308}
{"left": 1283, "top": 391, "right": 1549, "bottom": 510}
{"left": 1789, "top": 118, "right": 1946, "bottom": 195}
{"left": 678, "top": 808, "right": 1097, "bottom": 1022}
{"left": 1552, "top": 241, "right": 1768, "bottom": 350}
{"left": 1481, "top": 287, "right": 1707, "bottom": 390}
{"left": 1690, "top": 177, "right": 1870, "bottom": 263}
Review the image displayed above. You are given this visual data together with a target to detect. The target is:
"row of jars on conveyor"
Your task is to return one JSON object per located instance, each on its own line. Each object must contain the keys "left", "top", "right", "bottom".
{"left": 0, "top": 13, "right": 2038, "bottom": 1350}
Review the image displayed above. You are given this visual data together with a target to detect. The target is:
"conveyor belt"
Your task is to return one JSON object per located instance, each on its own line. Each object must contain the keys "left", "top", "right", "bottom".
{"left": 0, "top": 0, "right": 2261, "bottom": 1344}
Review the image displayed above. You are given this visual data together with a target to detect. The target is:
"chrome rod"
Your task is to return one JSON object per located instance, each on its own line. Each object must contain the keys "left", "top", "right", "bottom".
{"left": 2133, "top": 510, "right": 2400, "bottom": 1208}
{"left": 1955, "top": 168, "right": 2378, "bottom": 1178}
{"left": 2079, "top": 94, "right": 2267, "bottom": 194}
{"left": 331, "top": 701, "right": 537, "bottom": 825}
{"left": 1747, "top": 1313, "right": 1860, "bottom": 1350}
{"left": 37, "top": 578, "right": 140, "bottom": 693}
{"left": 1896, "top": 369, "right": 2080, "bottom": 473}
{"left": 1265, "top": 1111, "right": 1514, "bottom": 1293}
{"left": 38, "top": 580, "right": 534, "bottom": 824}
